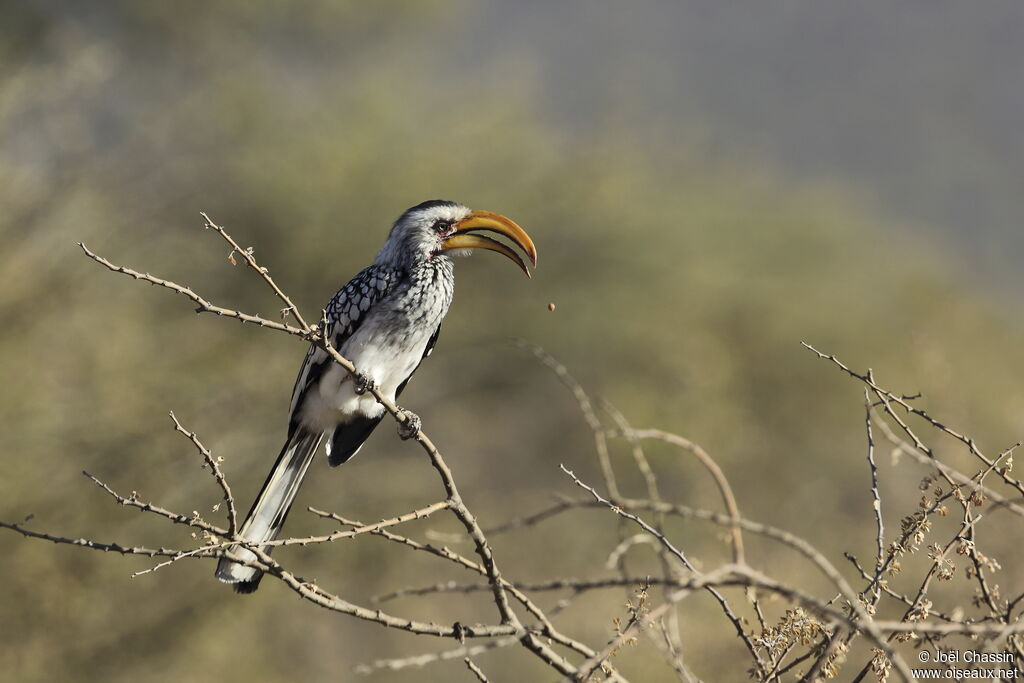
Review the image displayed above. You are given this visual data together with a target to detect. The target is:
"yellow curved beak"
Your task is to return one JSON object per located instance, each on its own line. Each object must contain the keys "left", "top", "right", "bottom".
{"left": 442, "top": 210, "right": 537, "bottom": 278}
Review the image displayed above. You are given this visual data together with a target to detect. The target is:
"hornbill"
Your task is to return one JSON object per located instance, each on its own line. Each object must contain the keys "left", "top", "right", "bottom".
{"left": 215, "top": 200, "right": 537, "bottom": 592}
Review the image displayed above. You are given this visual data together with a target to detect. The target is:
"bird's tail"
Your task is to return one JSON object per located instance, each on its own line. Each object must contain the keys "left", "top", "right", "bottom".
{"left": 215, "top": 427, "right": 324, "bottom": 593}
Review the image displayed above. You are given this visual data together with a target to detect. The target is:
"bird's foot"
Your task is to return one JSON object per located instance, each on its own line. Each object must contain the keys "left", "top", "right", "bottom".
{"left": 353, "top": 373, "right": 377, "bottom": 395}
{"left": 397, "top": 409, "right": 421, "bottom": 440}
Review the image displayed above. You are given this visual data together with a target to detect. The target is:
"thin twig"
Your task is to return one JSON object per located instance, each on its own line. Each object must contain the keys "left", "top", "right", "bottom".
{"left": 802, "top": 342, "right": 1024, "bottom": 496}
{"left": 463, "top": 657, "right": 490, "bottom": 682}
{"left": 78, "top": 243, "right": 306, "bottom": 336}
{"left": 201, "top": 212, "right": 311, "bottom": 331}
{"left": 169, "top": 411, "right": 237, "bottom": 536}
{"left": 561, "top": 466, "right": 768, "bottom": 679}
{"left": 309, "top": 508, "right": 605, "bottom": 668}
{"left": 864, "top": 384, "right": 884, "bottom": 585}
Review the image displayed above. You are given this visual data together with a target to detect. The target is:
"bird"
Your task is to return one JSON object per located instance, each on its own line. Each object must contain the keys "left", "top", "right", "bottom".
{"left": 215, "top": 200, "right": 537, "bottom": 593}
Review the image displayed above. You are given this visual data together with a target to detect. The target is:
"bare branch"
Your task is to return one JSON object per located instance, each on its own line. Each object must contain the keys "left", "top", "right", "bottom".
{"left": 0, "top": 521, "right": 187, "bottom": 559}
{"left": 802, "top": 342, "right": 1024, "bottom": 496}
{"left": 201, "top": 212, "right": 311, "bottom": 331}
{"left": 864, "top": 384, "right": 885, "bottom": 584}
{"left": 626, "top": 428, "right": 745, "bottom": 565}
{"left": 169, "top": 411, "right": 237, "bottom": 537}
{"left": 463, "top": 657, "right": 490, "bottom": 682}
{"left": 82, "top": 470, "right": 225, "bottom": 536}
{"left": 79, "top": 242, "right": 306, "bottom": 335}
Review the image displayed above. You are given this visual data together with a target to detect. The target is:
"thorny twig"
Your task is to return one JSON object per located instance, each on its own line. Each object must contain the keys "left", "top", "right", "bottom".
{"left": 169, "top": 410, "right": 237, "bottom": 537}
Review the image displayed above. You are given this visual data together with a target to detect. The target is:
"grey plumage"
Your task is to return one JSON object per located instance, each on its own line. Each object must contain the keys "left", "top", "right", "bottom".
{"left": 215, "top": 200, "right": 535, "bottom": 593}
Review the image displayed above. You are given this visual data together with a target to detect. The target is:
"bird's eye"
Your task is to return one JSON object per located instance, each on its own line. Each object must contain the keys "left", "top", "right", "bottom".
{"left": 433, "top": 219, "right": 452, "bottom": 234}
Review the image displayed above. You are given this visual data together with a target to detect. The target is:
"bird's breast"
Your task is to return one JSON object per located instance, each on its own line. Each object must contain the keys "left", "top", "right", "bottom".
{"left": 302, "top": 268, "right": 453, "bottom": 430}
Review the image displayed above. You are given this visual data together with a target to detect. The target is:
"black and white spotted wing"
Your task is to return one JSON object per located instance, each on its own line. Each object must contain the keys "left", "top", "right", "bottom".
{"left": 286, "top": 265, "right": 399, "bottom": 431}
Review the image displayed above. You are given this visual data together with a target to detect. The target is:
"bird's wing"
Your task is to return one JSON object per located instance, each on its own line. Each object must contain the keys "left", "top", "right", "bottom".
{"left": 287, "top": 265, "right": 398, "bottom": 428}
{"left": 396, "top": 322, "right": 441, "bottom": 398}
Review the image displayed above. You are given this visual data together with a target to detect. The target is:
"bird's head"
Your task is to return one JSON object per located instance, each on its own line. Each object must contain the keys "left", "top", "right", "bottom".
{"left": 375, "top": 200, "right": 537, "bottom": 277}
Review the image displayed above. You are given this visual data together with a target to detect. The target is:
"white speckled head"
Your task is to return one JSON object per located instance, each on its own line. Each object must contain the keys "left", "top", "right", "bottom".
{"left": 375, "top": 200, "right": 472, "bottom": 269}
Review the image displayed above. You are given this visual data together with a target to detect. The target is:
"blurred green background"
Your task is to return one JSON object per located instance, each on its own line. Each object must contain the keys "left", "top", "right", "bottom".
{"left": 3, "top": 2, "right": 1023, "bottom": 681}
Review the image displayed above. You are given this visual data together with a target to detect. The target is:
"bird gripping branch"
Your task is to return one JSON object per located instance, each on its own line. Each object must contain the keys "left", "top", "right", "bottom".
{"left": 215, "top": 200, "right": 537, "bottom": 592}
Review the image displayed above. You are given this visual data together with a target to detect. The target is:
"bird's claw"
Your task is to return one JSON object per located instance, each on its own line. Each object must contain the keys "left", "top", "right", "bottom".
{"left": 397, "top": 409, "right": 421, "bottom": 440}
{"left": 353, "top": 373, "right": 377, "bottom": 395}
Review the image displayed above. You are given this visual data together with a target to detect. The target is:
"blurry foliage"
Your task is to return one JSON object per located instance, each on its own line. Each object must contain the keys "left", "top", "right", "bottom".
{"left": 2, "top": 3, "right": 1022, "bottom": 681}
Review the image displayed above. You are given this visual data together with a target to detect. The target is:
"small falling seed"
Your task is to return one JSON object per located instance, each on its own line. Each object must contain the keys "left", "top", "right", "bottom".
{"left": 547, "top": 302, "right": 556, "bottom": 312}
